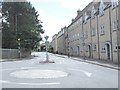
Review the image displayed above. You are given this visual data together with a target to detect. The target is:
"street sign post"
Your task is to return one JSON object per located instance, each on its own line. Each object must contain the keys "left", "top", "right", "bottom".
{"left": 44, "top": 36, "right": 49, "bottom": 62}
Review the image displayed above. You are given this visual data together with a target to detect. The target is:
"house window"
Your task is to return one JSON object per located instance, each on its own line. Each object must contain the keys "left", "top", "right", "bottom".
{"left": 101, "top": 43, "right": 106, "bottom": 53}
{"left": 100, "top": 25, "right": 105, "bottom": 35}
{"left": 116, "top": 46, "right": 120, "bottom": 49}
{"left": 92, "top": 28, "right": 96, "bottom": 36}
{"left": 113, "top": 20, "right": 119, "bottom": 31}
{"left": 114, "top": 45, "right": 120, "bottom": 52}
{"left": 92, "top": 44, "right": 97, "bottom": 51}
{"left": 99, "top": 0, "right": 105, "bottom": 16}
{"left": 85, "top": 31, "right": 88, "bottom": 39}
{"left": 112, "top": 0, "right": 118, "bottom": 8}
{"left": 80, "top": 18, "right": 82, "bottom": 25}
{"left": 91, "top": 6, "right": 96, "bottom": 19}
{"left": 85, "top": 45, "right": 88, "bottom": 52}
{"left": 84, "top": 12, "right": 88, "bottom": 24}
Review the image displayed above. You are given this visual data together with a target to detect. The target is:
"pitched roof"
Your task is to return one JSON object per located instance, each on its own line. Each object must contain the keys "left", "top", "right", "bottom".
{"left": 67, "top": 0, "right": 112, "bottom": 28}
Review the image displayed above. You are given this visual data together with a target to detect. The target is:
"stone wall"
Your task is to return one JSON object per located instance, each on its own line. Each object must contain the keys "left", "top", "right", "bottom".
{"left": 0, "top": 48, "right": 31, "bottom": 59}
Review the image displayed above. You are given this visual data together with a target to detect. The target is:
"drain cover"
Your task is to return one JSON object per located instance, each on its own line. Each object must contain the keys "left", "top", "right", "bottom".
{"left": 10, "top": 69, "right": 68, "bottom": 79}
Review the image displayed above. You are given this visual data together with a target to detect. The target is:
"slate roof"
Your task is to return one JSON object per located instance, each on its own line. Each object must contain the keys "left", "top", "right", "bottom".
{"left": 67, "top": 0, "right": 112, "bottom": 28}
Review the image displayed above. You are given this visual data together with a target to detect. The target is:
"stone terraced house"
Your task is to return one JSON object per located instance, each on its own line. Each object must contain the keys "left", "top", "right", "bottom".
{"left": 52, "top": 0, "right": 120, "bottom": 63}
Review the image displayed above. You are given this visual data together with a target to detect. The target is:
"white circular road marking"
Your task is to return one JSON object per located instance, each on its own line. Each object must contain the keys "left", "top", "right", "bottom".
{"left": 10, "top": 69, "right": 69, "bottom": 79}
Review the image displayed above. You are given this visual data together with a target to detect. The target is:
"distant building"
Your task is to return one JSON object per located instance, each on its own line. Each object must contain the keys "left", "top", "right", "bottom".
{"left": 51, "top": 34, "right": 58, "bottom": 53}
{"left": 57, "top": 28, "right": 65, "bottom": 55}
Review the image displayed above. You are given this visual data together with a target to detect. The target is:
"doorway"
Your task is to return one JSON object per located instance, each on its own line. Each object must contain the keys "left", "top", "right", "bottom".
{"left": 77, "top": 46, "right": 79, "bottom": 56}
{"left": 70, "top": 47, "right": 73, "bottom": 56}
{"left": 106, "top": 44, "right": 110, "bottom": 60}
{"left": 88, "top": 45, "right": 91, "bottom": 57}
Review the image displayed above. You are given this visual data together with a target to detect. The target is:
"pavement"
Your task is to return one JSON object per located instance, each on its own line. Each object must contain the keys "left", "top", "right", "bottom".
{"left": 0, "top": 55, "right": 34, "bottom": 62}
{"left": 54, "top": 54, "right": 119, "bottom": 70}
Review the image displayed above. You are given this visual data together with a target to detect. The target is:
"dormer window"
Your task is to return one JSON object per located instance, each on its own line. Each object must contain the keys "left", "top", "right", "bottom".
{"left": 91, "top": 6, "right": 96, "bottom": 19}
{"left": 112, "top": 0, "right": 118, "bottom": 8}
{"left": 99, "top": 0, "right": 105, "bottom": 16}
{"left": 84, "top": 12, "right": 88, "bottom": 23}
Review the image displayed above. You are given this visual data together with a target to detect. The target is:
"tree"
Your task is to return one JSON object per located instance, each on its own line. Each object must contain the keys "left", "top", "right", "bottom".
{"left": 48, "top": 45, "right": 53, "bottom": 53}
{"left": 2, "top": 1, "right": 44, "bottom": 50}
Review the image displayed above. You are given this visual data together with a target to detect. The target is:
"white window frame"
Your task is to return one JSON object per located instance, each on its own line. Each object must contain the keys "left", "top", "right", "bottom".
{"left": 92, "top": 27, "right": 96, "bottom": 36}
{"left": 112, "top": 0, "right": 118, "bottom": 8}
{"left": 92, "top": 44, "right": 97, "bottom": 51}
{"left": 100, "top": 25, "right": 105, "bottom": 35}
{"left": 99, "top": 0, "right": 105, "bottom": 16}
{"left": 91, "top": 6, "right": 96, "bottom": 19}
{"left": 84, "top": 12, "right": 88, "bottom": 23}
{"left": 101, "top": 43, "right": 106, "bottom": 53}
{"left": 113, "top": 20, "right": 119, "bottom": 31}
{"left": 114, "top": 44, "right": 120, "bottom": 52}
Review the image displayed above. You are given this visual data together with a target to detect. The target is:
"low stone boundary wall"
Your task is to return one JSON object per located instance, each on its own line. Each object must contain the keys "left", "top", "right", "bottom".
{"left": 1, "top": 49, "right": 19, "bottom": 59}
{"left": 0, "top": 48, "right": 31, "bottom": 59}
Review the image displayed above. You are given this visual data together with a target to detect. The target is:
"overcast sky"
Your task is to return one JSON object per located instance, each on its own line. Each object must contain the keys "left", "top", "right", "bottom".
{"left": 29, "top": 0, "right": 93, "bottom": 42}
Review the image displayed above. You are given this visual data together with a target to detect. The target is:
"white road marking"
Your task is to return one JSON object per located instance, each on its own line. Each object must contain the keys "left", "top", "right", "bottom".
{"left": 85, "top": 72, "right": 92, "bottom": 77}
{"left": 1, "top": 67, "right": 38, "bottom": 71}
{"left": 0, "top": 80, "right": 10, "bottom": 83}
{"left": 10, "top": 69, "right": 68, "bottom": 79}
{"left": 14, "top": 82, "right": 60, "bottom": 85}
{"left": 0, "top": 80, "right": 60, "bottom": 85}
{"left": 67, "top": 68, "right": 92, "bottom": 77}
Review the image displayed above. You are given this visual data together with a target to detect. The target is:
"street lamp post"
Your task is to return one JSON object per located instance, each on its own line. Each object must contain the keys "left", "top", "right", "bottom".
{"left": 15, "top": 13, "right": 22, "bottom": 58}
{"left": 67, "top": 37, "right": 70, "bottom": 58}
{"left": 44, "top": 35, "right": 49, "bottom": 62}
{"left": 18, "top": 38, "right": 21, "bottom": 58}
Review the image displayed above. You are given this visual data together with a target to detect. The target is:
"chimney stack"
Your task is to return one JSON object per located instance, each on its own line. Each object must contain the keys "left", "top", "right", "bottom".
{"left": 77, "top": 9, "right": 81, "bottom": 16}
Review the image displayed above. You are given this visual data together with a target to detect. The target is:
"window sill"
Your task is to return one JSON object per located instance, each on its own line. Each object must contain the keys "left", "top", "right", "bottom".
{"left": 113, "top": 28, "right": 118, "bottom": 32}
{"left": 101, "top": 51, "right": 106, "bottom": 53}
{"left": 92, "top": 35, "right": 96, "bottom": 37}
{"left": 112, "top": 5, "right": 118, "bottom": 10}
{"left": 100, "top": 33, "right": 105, "bottom": 36}
{"left": 99, "top": 14, "right": 104, "bottom": 17}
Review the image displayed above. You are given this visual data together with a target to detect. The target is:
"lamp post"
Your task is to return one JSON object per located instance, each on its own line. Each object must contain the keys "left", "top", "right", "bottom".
{"left": 67, "top": 36, "right": 70, "bottom": 58}
{"left": 15, "top": 13, "right": 22, "bottom": 58}
{"left": 44, "top": 35, "right": 49, "bottom": 62}
{"left": 18, "top": 38, "right": 21, "bottom": 58}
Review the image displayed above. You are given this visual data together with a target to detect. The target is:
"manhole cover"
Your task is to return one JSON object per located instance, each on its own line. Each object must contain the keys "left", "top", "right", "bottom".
{"left": 10, "top": 69, "right": 68, "bottom": 79}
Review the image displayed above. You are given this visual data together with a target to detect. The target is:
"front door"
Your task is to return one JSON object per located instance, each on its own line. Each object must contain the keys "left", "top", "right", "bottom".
{"left": 106, "top": 44, "right": 110, "bottom": 59}
{"left": 88, "top": 45, "right": 91, "bottom": 57}
{"left": 77, "top": 46, "right": 79, "bottom": 56}
{"left": 70, "top": 47, "right": 73, "bottom": 56}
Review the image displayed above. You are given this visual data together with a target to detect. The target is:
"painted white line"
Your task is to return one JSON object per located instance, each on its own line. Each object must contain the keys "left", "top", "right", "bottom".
{"left": 1, "top": 67, "right": 38, "bottom": 71}
{"left": 67, "top": 68, "right": 92, "bottom": 77}
{"left": 0, "top": 80, "right": 60, "bottom": 85}
{"left": 14, "top": 82, "right": 60, "bottom": 85}
{"left": 10, "top": 69, "right": 68, "bottom": 79}
{"left": 0, "top": 80, "right": 9, "bottom": 83}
